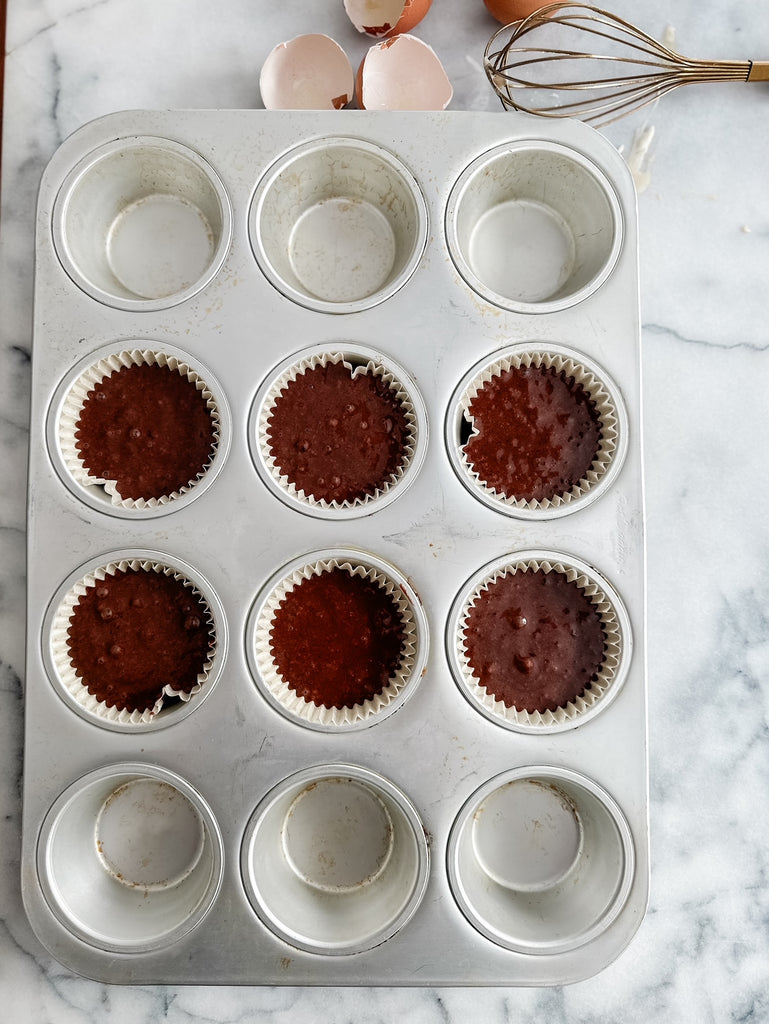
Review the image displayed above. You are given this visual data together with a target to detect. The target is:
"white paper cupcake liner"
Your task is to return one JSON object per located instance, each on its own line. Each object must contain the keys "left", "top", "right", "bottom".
{"left": 253, "top": 556, "right": 419, "bottom": 729}
{"left": 457, "top": 348, "right": 622, "bottom": 514}
{"left": 50, "top": 557, "right": 217, "bottom": 727}
{"left": 58, "top": 349, "right": 221, "bottom": 509}
{"left": 258, "top": 351, "right": 418, "bottom": 511}
{"left": 453, "top": 555, "right": 627, "bottom": 732}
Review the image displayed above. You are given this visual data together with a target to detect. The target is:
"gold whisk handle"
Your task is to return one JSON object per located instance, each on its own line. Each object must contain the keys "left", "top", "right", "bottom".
{"left": 747, "top": 61, "right": 769, "bottom": 81}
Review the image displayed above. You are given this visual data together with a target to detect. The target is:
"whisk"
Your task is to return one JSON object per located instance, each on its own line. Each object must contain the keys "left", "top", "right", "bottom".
{"left": 484, "top": 2, "right": 769, "bottom": 126}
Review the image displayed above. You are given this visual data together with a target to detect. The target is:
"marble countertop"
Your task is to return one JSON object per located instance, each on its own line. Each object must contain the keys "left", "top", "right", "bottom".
{"left": 2, "top": 0, "right": 768, "bottom": 1019}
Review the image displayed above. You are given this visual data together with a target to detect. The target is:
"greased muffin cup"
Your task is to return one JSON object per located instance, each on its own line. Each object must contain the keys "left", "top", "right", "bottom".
{"left": 44, "top": 551, "right": 225, "bottom": 731}
{"left": 246, "top": 549, "right": 428, "bottom": 731}
{"left": 445, "top": 140, "right": 622, "bottom": 314}
{"left": 52, "top": 136, "right": 232, "bottom": 311}
{"left": 248, "top": 345, "right": 427, "bottom": 519}
{"left": 240, "top": 763, "right": 430, "bottom": 955}
{"left": 447, "top": 550, "right": 632, "bottom": 733}
{"left": 36, "top": 763, "right": 224, "bottom": 953}
{"left": 446, "top": 343, "right": 628, "bottom": 519}
{"left": 447, "top": 766, "right": 635, "bottom": 955}
{"left": 249, "top": 136, "right": 428, "bottom": 314}
{"left": 49, "top": 344, "right": 230, "bottom": 517}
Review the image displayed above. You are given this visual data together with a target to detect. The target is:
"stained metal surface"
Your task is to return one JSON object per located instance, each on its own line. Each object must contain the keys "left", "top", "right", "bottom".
{"left": 22, "top": 109, "right": 647, "bottom": 986}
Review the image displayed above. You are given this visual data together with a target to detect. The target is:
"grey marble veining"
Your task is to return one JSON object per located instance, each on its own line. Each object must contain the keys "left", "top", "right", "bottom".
{"left": 2, "top": 0, "right": 769, "bottom": 1019}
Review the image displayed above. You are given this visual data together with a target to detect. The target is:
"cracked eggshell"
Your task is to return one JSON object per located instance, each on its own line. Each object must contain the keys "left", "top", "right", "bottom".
{"left": 260, "top": 34, "right": 354, "bottom": 110}
{"left": 355, "top": 34, "right": 453, "bottom": 110}
{"left": 344, "top": 0, "right": 432, "bottom": 38}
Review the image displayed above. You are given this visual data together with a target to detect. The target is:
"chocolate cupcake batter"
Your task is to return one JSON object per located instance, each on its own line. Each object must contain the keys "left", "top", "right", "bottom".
{"left": 75, "top": 362, "right": 216, "bottom": 501}
{"left": 66, "top": 568, "right": 212, "bottom": 713}
{"left": 266, "top": 360, "right": 410, "bottom": 504}
{"left": 463, "top": 568, "right": 605, "bottom": 714}
{"left": 269, "top": 567, "right": 406, "bottom": 709}
{"left": 463, "top": 363, "right": 601, "bottom": 503}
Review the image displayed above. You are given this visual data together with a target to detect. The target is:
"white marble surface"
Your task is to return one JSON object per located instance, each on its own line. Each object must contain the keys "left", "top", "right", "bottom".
{"left": 2, "top": 0, "right": 768, "bottom": 1019}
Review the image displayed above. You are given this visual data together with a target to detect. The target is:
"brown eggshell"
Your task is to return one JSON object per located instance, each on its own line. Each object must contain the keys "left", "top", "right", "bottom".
{"left": 483, "top": 0, "right": 553, "bottom": 24}
{"left": 356, "top": 34, "right": 452, "bottom": 110}
{"left": 260, "top": 34, "right": 354, "bottom": 110}
{"left": 344, "top": 0, "right": 432, "bottom": 39}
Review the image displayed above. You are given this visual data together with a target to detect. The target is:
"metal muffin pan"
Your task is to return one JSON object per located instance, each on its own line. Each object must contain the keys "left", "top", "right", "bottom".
{"left": 23, "top": 109, "right": 647, "bottom": 986}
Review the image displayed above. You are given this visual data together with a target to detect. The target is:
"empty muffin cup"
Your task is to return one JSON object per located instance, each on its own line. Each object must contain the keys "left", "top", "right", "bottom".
{"left": 245, "top": 548, "right": 428, "bottom": 731}
{"left": 48, "top": 343, "right": 230, "bottom": 517}
{"left": 447, "top": 766, "right": 635, "bottom": 954}
{"left": 248, "top": 345, "right": 427, "bottom": 519}
{"left": 36, "top": 763, "right": 224, "bottom": 953}
{"left": 241, "top": 764, "right": 430, "bottom": 954}
{"left": 44, "top": 550, "right": 226, "bottom": 731}
{"left": 445, "top": 343, "right": 628, "bottom": 519}
{"left": 52, "top": 136, "right": 232, "bottom": 310}
{"left": 249, "top": 137, "right": 428, "bottom": 313}
{"left": 446, "top": 550, "right": 631, "bottom": 733}
{"left": 445, "top": 141, "right": 622, "bottom": 313}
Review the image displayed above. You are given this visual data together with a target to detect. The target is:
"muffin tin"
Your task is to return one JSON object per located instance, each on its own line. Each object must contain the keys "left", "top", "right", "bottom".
{"left": 22, "top": 109, "right": 647, "bottom": 985}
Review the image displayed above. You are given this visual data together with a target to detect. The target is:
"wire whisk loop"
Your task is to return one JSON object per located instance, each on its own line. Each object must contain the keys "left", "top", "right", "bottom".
{"left": 484, "top": 2, "right": 769, "bottom": 126}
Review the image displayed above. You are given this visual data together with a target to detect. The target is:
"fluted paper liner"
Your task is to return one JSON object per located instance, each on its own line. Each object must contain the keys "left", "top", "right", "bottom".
{"left": 58, "top": 349, "right": 221, "bottom": 508}
{"left": 457, "top": 349, "right": 620, "bottom": 513}
{"left": 253, "top": 557, "right": 419, "bottom": 728}
{"left": 455, "top": 557, "right": 623, "bottom": 730}
{"left": 259, "top": 352, "right": 418, "bottom": 511}
{"left": 50, "top": 558, "right": 217, "bottom": 726}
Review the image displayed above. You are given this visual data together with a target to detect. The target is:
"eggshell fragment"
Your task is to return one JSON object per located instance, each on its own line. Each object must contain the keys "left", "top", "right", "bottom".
{"left": 483, "top": 0, "right": 553, "bottom": 24}
{"left": 344, "top": 0, "right": 432, "bottom": 39}
{"left": 260, "top": 34, "right": 354, "bottom": 110}
{"left": 356, "top": 34, "right": 453, "bottom": 110}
